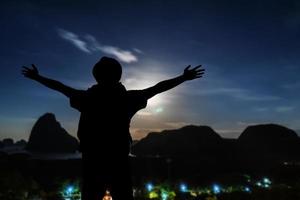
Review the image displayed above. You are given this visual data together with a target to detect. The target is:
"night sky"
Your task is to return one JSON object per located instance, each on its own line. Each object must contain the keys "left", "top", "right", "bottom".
{"left": 1, "top": 0, "right": 300, "bottom": 141}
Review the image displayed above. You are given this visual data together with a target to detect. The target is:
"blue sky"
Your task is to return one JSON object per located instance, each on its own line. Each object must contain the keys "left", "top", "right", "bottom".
{"left": 1, "top": 0, "right": 300, "bottom": 141}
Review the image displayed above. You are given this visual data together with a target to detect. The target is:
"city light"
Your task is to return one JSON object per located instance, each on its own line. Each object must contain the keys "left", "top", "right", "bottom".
{"left": 102, "top": 190, "right": 112, "bottom": 200}
{"left": 263, "top": 177, "right": 271, "bottom": 184}
{"left": 56, "top": 178, "right": 278, "bottom": 200}
{"left": 256, "top": 182, "right": 262, "bottom": 187}
{"left": 149, "top": 191, "right": 159, "bottom": 199}
{"left": 61, "top": 183, "right": 81, "bottom": 200}
{"left": 244, "top": 187, "right": 251, "bottom": 192}
{"left": 161, "top": 191, "right": 168, "bottom": 200}
{"left": 146, "top": 183, "right": 154, "bottom": 192}
{"left": 66, "top": 186, "right": 74, "bottom": 194}
{"left": 212, "top": 184, "right": 221, "bottom": 194}
{"left": 244, "top": 174, "right": 251, "bottom": 183}
{"left": 256, "top": 177, "right": 272, "bottom": 189}
{"left": 180, "top": 183, "right": 188, "bottom": 192}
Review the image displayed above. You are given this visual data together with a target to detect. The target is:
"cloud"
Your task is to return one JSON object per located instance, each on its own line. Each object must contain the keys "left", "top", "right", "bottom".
{"left": 57, "top": 29, "right": 91, "bottom": 53}
{"left": 57, "top": 28, "right": 138, "bottom": 63}
{"left": 84, "top": 34, "right": 138, "bottom": 63}
{"left": 99, "top": 46, "right": 137, "bottom": 63}
{"left": 133, "top": 48, "right": 143, "bottom": 54}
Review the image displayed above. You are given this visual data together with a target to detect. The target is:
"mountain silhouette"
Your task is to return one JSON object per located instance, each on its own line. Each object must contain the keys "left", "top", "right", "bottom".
{"left": 237, "top": 124, "right": 300, "bottom": 160}
{"left": 132, "top": 125, "right": 223, "bottom": 157}
{"left": 132, "top": 124, "right": 300, "bottom": 161}
{"left": 239, "top": 124, "right": 299, "bottom": 141}
{"left": 15, "top": 139, "right": 27, "bottom": 147}
{"left": 2, "top": 138, "right": 14, "bottom": 147}
{"left": 26, "top": 113, "right": 79, "bottom": 153}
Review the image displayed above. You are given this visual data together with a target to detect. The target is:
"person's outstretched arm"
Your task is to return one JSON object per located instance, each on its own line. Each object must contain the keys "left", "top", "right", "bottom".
{"left": 22, "top": 64, "right": 80, "bottom": 97}
{"left": 142, "top": 65, "right": 205, "bottom": 99}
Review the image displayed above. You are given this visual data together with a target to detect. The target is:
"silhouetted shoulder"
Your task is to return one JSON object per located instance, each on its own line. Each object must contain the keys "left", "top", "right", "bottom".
{"left": 69, "top": 90, "right": 87, "bottom": 112}
{"left": 69, "top": 88, "right": 149, "bottom": 117}
{"left": 127, "top": 90, "right": 149, "bottom": 117}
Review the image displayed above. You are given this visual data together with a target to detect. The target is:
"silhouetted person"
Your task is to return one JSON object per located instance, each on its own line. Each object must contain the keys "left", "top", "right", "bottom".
{"left": 22, "top": 57, "right": 204, "bottom": 200}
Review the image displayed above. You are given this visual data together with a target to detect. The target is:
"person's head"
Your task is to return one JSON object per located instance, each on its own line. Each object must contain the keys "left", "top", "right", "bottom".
{"left": 92, "top": 57, "right": 122, "bottom": 84}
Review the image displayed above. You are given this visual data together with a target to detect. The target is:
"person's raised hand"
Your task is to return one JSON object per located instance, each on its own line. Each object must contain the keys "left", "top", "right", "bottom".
{"left": 183, "top": 65, "right": 205, "bottom": 80}
{"left": 22, "top": 64, "right": 39, "bottom": 80}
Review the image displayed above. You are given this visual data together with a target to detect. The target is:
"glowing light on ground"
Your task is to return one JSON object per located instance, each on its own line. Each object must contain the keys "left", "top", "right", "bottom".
{"left": 58, "top": 176, "right": 275, "bottom": 200}
{"left": 161, "top": 191, "right": 168, "bottom": 200}
{"left": 263, "top": 177, "right": 271, "bottom": 184}
{"left": 244, "top": 187, "right": 251, "bottom": 192}
{"left": 256, "top": 182, "right": 262, "bottom": 187}
{"left": 146, "top": 183, "right": 154, "bottom": 192}
{"left": 66, "top": 186, "right": 74, "bottom": 194}
{"left": 180, "top": 183, "right": 188, "bottom": 192}
{"left": 102, "top": 190, "right": 112, "bottom": 200}
{"left": 212, "top": 184, "right": 221, "bottom": 194}
{"left": 149, "top": 191, "right": 159, "bottom": 199}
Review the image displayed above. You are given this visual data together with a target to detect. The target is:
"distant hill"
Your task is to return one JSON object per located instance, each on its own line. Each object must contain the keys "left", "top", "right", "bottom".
{"left": 0, "top": 138, "right": 27, "bottom": 150}
{"left": 239, "top": 124, "right": 299, "bottom": 141}
{"left": 26, "top": 113, "right": 79, "bottom": 153}
{"left": 15, "top": 139, "right": 27, "bottom": 147}
{"left": 132, "top": 124, "right": 300, "bottom": 162}
{"left": 1, "top": 122, "right": 300, "bottom": 181}
{"left": 238, "top": 124, "right": 300, "bottom": 160}
{"left": 2, "top": 138, "right": 14, "bottom": 147}
{"left": 132, "top": 125, "right": 224, "bottom": 157}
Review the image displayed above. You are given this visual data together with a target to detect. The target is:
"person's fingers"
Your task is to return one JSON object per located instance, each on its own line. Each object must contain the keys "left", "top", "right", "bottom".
{"left": 195, "top": 72, "right": 204, "bottom": 76}
{"left": 195, "top": 68, "right": 205, "bottom": 73}
{"left": 192, "top": 65, "right": 202, "bottom": 70}
{"left": 32, "top": 64, "right": 38, "bottom": 71}
{"left": 196, "top": 72, "right": 205, "bottom": 76}
{"left": 184, "top": 65, "right": 191, "bottom": 71}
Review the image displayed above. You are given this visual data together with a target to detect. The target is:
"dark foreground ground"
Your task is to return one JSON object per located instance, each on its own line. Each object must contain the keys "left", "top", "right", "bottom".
{"left": 0, "top": 152, "right": 300, "bottom": 200}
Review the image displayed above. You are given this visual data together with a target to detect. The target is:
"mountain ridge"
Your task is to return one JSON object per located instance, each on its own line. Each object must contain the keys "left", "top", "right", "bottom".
{"left": 132, "top": 123, "right": 300, "bottom": 160}
{"left": 26, "top": 113, "right": 79, "bottom": 153}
